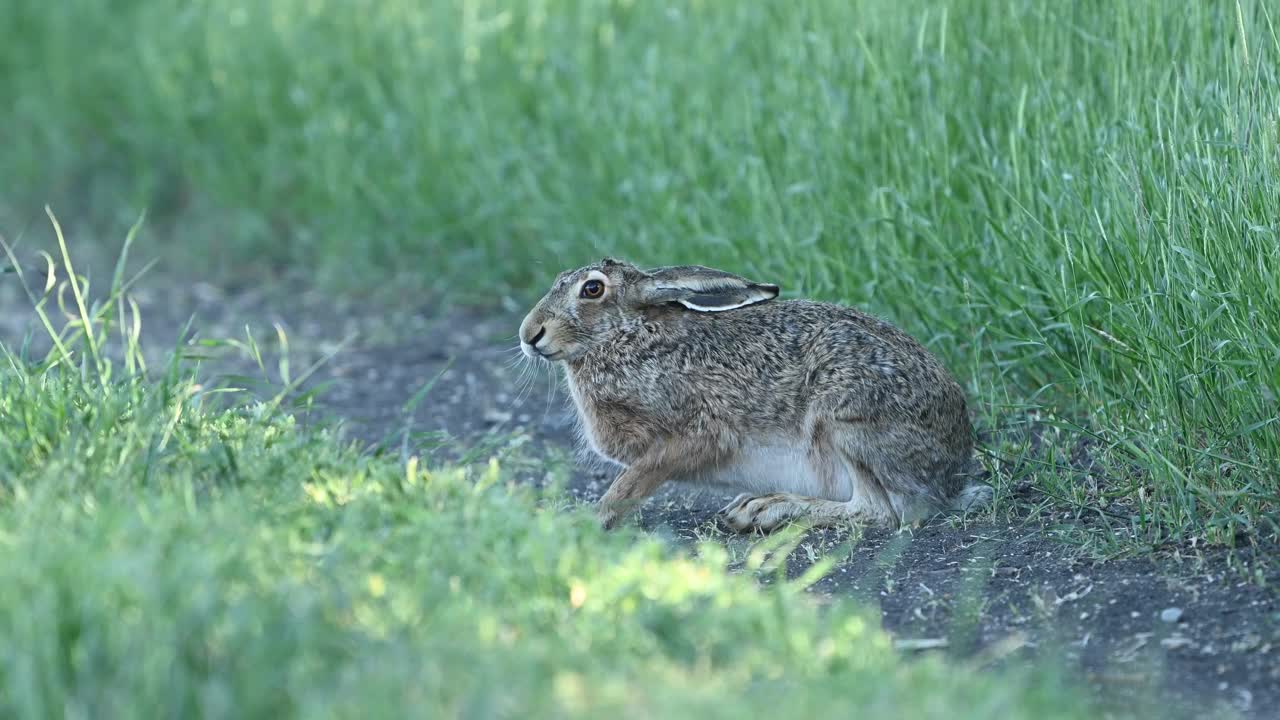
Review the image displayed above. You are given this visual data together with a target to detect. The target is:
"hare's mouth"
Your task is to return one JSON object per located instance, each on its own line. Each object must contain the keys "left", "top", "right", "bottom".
{"left": 521, "top": 343, "right": 565, "bottom": 362}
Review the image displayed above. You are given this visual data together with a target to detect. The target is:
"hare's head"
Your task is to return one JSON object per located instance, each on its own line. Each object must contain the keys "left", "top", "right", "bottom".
{"left": 519, "top": 257, "right": 779, "bottom": 362}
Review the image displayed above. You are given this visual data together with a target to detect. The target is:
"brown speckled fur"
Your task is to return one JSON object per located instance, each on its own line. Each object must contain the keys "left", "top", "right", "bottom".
{"left": 518, "top": 258, "right": 982, "bottom": 532}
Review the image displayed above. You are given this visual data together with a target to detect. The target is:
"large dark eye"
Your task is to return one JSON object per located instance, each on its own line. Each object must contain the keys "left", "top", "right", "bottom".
{"left": 580, "top": 279, "right": 605, "bottom": 299}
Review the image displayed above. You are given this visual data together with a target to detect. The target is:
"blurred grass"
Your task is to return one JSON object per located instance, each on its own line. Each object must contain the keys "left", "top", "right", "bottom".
{"left": 0, "top": 254, "right": 1107, "bottom": 720}
{"left": 1, "top": 0, "right": 1278, "bottom": 547}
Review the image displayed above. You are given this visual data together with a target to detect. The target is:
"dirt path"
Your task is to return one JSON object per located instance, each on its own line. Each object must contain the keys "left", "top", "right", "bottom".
{"left": 3, "top": 275, "right": 1276, "bottom": 719}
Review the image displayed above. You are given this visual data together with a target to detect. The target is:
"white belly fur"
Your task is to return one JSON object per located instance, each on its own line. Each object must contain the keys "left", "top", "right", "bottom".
{"left": 682, "top": 440, "right": 855, "bottom": 501}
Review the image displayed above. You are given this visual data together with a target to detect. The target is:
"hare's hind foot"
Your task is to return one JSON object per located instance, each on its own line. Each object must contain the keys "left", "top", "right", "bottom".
{"left": 719, "top": 493, "right": 895, "bottom": 534}
{"left": 953, "top": 482, "right": 993, "bottom": 513}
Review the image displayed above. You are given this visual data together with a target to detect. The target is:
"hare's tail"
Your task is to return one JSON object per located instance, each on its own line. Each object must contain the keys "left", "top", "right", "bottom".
{"left": 951, "top": 482, "right": 994, "bottom": 514}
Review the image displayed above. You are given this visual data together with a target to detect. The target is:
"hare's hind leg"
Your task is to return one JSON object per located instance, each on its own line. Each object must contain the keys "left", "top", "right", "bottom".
{"left": 719, "top": 491, "right": 893, "bottom": 533}
{"left": 720, "top": 425, "right": 897, "bottom": 533}
{"left": 839, "top": 422, "right": 970, "bottom": 526}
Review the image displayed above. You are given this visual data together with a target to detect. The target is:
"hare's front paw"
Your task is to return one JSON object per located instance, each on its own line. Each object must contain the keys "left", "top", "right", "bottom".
{"left": 720, "top": 493, "right": 800, "bottom": 533}
{"left": 597, "top": 501, "right": 630, "bottom": 531}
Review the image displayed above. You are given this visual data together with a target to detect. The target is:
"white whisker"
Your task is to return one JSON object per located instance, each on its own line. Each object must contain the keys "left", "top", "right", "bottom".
{"left": 541, "top": 360, "right": 556, "bottom": 422}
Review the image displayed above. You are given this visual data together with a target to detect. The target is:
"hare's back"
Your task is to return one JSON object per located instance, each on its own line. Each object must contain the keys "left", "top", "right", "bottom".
{"left": 742, "top": 299, "right": 965, "bottom": 403}
{"left": 675, "top": 298, "right": 960, "bottom": 395}
{"left": 721, "top": 300, "right": 936, "bottom": 360}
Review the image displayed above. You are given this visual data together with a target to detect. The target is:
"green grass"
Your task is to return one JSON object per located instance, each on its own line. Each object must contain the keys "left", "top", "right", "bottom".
{"left": 1, "top": 1, "right": 1278, "bottom": 548}
{"left": 0, "top": 249, "right": 1115, "bottom": 720}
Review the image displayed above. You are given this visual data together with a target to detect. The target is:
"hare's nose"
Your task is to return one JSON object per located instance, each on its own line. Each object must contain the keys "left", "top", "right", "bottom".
{"left": 526, "top": 326, "right": 547, "bottom": 347}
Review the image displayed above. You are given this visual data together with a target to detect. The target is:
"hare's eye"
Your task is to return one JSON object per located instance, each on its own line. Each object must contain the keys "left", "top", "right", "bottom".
{"left": 580, "top": 280, "right": 605, "bottom": 299}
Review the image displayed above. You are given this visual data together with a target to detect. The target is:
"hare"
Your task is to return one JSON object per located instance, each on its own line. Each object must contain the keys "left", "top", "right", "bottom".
{"left": 518, "top": 257, "right": 992, "bottom": 533}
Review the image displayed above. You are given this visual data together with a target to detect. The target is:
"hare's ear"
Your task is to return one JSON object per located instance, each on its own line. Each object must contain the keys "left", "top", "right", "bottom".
{"left": 636, "top": 265, "right": 780, "bottom": 312}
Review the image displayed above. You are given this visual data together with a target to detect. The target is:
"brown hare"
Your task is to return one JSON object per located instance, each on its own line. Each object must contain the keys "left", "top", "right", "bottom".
{"left": 519, "top": 258, "right": 991, "bottom": 533}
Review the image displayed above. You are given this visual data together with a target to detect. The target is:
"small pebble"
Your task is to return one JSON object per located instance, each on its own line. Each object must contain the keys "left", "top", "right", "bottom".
{"left": 483, "top": 409, "right": 513, "bottom": 424}
{"left": 1231, "top": 634, "right": 1262, "bottom": 653}
{"left": 1160, "top": 607, "right": 1183, "bottom": 623}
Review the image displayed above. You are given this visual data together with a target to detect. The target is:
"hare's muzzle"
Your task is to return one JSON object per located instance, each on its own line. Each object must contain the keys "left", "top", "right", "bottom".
{"left": 520, "top": 322, "right": 551, "bottom": 359}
